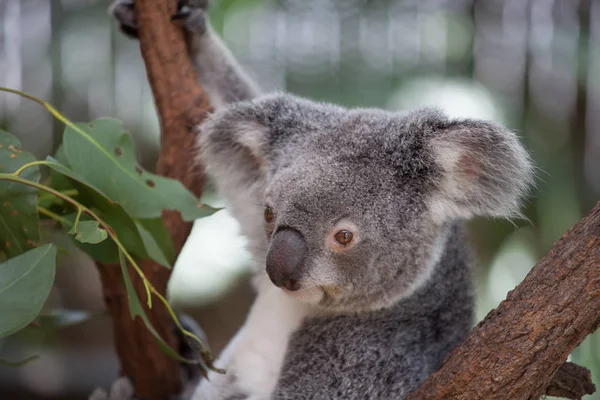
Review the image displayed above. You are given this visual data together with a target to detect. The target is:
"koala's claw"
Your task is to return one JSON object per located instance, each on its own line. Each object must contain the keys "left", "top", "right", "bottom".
{"left": 171, "top": 0, "right": 196, "bottom": 20}
{"left": 171, "top": 8, "right": 191, "bottom": 21}
{"left": 172, "top": 0, "right": 209, "bottom": 35}
{"left": 110, "top": 0, "right": 209, "bottom": 38}
{"left": 110, "top": 0, "right": 138, "bottom": 39}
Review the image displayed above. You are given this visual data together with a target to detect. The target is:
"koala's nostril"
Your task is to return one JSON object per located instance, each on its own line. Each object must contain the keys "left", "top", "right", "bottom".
{"left": 283, "top": 278, "right": 301, "bottom": 292}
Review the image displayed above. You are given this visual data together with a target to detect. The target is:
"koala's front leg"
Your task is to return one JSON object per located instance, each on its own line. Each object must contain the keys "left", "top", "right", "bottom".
{"left": 110, "top": 0, "right": 260, "bottom": 108}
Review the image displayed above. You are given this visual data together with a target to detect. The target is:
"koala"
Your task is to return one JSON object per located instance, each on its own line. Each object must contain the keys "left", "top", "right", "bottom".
{"left": 103, "top": 1, "right": 534, "bottom": 399}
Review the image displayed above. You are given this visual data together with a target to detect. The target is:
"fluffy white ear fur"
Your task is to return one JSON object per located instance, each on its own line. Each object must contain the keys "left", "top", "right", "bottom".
{"left": 198, "top": 115, "right": 270, "bottom": 272}
{"left": 428, "top": 121, "right": 533, "bottom": 223}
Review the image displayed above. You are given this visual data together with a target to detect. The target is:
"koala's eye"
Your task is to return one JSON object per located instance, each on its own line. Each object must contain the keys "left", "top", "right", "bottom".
{"left": 328, "top": 221, "right": 359, "bottom": 252}
{"left": 334, "top": 230, "right": 353, "bottom": 246}
{"left": 264, "top": 207, "right": 275, "bottom": 223}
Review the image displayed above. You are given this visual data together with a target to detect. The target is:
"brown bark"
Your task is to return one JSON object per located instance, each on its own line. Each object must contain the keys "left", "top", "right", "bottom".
{"left": 96, "top": 0, "right": 211, "bottom": 399}
{"left": 545, "top": 362, "right": 595, "bottom": 399}
{"left": 407, "top": 201, "right": 600, "bottom": 400}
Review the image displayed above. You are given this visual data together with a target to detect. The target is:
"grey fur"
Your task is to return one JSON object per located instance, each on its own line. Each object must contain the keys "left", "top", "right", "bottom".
{"left": 199, "top": 95, "right": 533, "bottom": 313}
{"left": 272, "top": 223, "right": 473, "bottom": 399}
{"left": 108, "top": 1, "right": 534, "bottom": 399}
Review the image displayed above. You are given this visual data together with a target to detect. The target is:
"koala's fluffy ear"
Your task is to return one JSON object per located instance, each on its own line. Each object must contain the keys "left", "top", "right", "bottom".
{"left": 422, "top": 111, "right": 534, "bottom": 222}
{"left": 197, "top": 98, "right": 274, "bottom": 261}
{"left": 199, "top": 102, "right": 270, "bottom": 183}
{"left": 198, "top": 93, "right": 329, "bottom": 200}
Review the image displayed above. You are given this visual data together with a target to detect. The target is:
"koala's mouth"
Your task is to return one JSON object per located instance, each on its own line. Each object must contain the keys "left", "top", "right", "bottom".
{"left": 320, "top": 285, "right": 344, "bottom": 299}
{"left": 280, "top": 285, "right": 324, "bottom": 304}
{"left": 265, "top": 228, "right": 348, "bottom": 305}
{"left": 279, "top": 284, "right": 348, "bottom": 308}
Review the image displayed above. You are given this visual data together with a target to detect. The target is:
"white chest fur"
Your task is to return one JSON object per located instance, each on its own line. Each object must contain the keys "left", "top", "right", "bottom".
{"left": 193, "top": 276, "right": 312, "bottom": 400}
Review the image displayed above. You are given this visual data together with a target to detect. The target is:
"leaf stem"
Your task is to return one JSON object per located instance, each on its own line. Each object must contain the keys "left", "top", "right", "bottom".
{"left": 0, "top": 87, "right": 143, "bottom": 184}
{"left": 72, "top": 208, "right": 82, "bottom": 234}
{"left": 38, "top": 189, "right": 78, "bottom": 204}
{"left": 13, "top": 160, "right": 58, "bottom": 177}
{"left": 38, "top": 206, "right": 72, "bottom": 226}
{"left": 0, "top": 172, "right": 153, "bottom": 307}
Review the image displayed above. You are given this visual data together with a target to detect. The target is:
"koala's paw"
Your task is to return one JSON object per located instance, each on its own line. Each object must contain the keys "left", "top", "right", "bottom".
{"left": 177, "top": 314, "right": 210, "bottom": 390}
{"left": 110, "top": 0, "right": 210, "bottom": 39}
{"left": 89, "top": 376, "right": 134, "bottom": 400}
{"left": 171, "top": 0, "right": 210, "bottom": 36}
{"left": 109, "top": 0, "right": 139, "bottom": 39}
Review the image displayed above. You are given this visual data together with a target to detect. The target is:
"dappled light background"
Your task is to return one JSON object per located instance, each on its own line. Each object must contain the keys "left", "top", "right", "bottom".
{"left": 1, "top": 0, "right": 599, "bottom": 398}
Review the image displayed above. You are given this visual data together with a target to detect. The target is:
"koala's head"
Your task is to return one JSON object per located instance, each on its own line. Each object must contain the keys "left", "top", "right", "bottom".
{"left": 199, "top": 94, "right": 533, "bottom": 312}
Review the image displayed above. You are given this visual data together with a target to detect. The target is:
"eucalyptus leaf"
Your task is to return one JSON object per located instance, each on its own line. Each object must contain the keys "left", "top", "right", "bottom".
{"left": 118, "top": 251, "right": 198, "bottom": 364}
{"left": 137, "top": 217, "right": 176, "bottom": 266}
{"left": 135, "top": 219, "right": 174, "bottom": 269}
{"left": 46, "top": 149, "right": 75, "bottom": 193}
{"left": 48, "top": 160, "right": 171, "bottom": 267}
{"left": 0, "top": 244, "right": 57, "bottom": 339}
{"left": 0, "top": 130, "right": 41, "bottom": 258}
{"left": 62, "top": 213, "right": 119, "bottom": 264}
{"left": 100, "top": 206, "right": 172, "bottom": 268}
{"left": 46, "top": 155, "right": 108, "bottom": 198}
{"left": 62, "top": 118, "right": 216, "bottom": 221}
{"left": 69, "top": 220, "right": 108, "bottom": 244}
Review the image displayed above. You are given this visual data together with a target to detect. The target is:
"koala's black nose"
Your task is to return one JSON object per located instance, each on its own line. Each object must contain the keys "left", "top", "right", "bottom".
{"left": 266, "top": 229, "right": 307, "bottom": 292}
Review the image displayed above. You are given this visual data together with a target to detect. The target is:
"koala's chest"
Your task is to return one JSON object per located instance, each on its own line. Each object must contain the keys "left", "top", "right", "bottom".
{"left": 197, "top": 279, "right": 311, "bottom": 400}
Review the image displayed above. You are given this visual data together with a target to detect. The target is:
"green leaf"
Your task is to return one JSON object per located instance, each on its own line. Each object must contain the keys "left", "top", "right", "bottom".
{"left": 52, "top": 146, "right": 69, "bottom": 166}
{"left": 73, "top": 233, "right": 119, "bottom": 264}
{"left": 135, "top": 219, "right": 175, "bottom": 268}
{"left": 46, "top": 149, "right": 75, "bottom": 193}
{"left": 62, "top": 118, "right": 216, "bottom": 221}
{"left": 101, "top": 207, "right": 154, "bottom": 262}
{"left": 47, "top": 161, "right": 169, "bottom": 266}
{"left": 46, "top": 155, "right": 109, "bottom": 198}
{"left": 0, "top": 244, "right": 57, "bottom": 339}
{"left": 61, "top": 213, "right": 119, "bottom": 263}
{"left": 97, "top": 205, "right": 172, "bottom": 268}
{"left": 69, "top": 220, "right": 108, "bottom": 244}
{"left": 118, "top": 251, "right": 197, "bottom": 364}
{"left": 0, "top": 130, "right": 41, "bottom": 258}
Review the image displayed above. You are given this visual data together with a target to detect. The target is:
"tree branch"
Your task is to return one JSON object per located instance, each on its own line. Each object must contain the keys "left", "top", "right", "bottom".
{"left": 96, "top": 1, "right": 211, "bottom": 399}
{"left": 407, "top": 201, "right": 600, "bottom": 400}
{"left": 545, "top": 362, "right": 595, "bottom": 399}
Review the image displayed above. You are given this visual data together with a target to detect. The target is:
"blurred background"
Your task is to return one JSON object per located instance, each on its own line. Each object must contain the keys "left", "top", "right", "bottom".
{"left": 1, "top": 0, "right": 599, "bottom": 398}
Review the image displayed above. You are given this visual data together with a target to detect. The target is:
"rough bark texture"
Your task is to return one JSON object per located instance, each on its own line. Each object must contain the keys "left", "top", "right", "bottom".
{"left": 96, "top": 0, "right": 211, "bottom": 399}
{"left": 545, "top": 362, "right": 596, "bottom": 399}
{"left": 407, "top": 201, "right": 600, "bottom": 400}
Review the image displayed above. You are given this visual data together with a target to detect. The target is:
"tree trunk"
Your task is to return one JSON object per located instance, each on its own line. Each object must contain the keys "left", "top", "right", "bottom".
{"left": 96, "top": 1, "right": 211, "bottom": 399}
